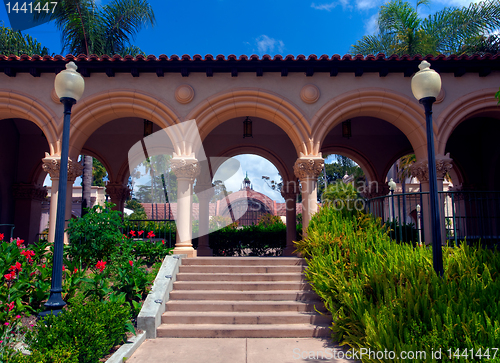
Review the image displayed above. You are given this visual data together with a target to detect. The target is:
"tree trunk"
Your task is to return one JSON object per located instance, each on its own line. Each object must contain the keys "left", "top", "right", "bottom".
{"left": 81, "top": 155, "right": 93, "bottom": 216}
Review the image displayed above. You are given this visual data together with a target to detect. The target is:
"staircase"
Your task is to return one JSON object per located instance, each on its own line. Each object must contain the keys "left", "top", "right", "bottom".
{"left": 157, "top": 257, "right": 331, "bottom": 338}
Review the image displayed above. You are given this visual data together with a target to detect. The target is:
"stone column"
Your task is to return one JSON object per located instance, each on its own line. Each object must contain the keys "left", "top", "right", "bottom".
{"left": 194, "top": 183, "right": 214, "bottom": 256}
{"left": 12, "top": 183, "right": 47, "bottom": 243}
{"left": 42, "top": 154, "right": 83, "bottom": 244}
{"left": 105, "top": 182, "right": 131, "bottom": 212}
{"left": 436, "top": 155, "right": 453, "bottom": 243}
{"left": 411, "top": 161, "right": 432, "bottom": 245}
{"left": 293, "top": 156, "right": 324, "bottom": 239}
{"left": 171, "top": 157, "right": 200, "bottom": 257}
{"left": 281, "top": 183, "right": 299, "bottom": 256}
{"left": 42, "top": 154, "right": 60, "bottom": 243}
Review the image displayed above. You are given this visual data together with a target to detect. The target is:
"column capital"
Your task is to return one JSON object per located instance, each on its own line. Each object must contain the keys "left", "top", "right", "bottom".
{"left": 293, "top": 156, "right": 324, "bottom": 181}
{"left": 171, "top": 157, "right": 200, "bottom": 180}
{"left": 12, "top": 183, "right": 47, "bottom": 201}
{"left": 42, "top": 153, "right": 83, "bottom": 182}
{"left": 410, "top": 155, "right": 453, "bottom": 182}
{"left": 105, "top": 182, "right": 131, "bottom": 202}
{"left": 410, "top": 161, "right": 429, "bottom": 182}
{"left": 435, "top": 154, "right": 453, "bottom": 179}
{"left": 68, "top": 158, "right": 84, "bottom": 183}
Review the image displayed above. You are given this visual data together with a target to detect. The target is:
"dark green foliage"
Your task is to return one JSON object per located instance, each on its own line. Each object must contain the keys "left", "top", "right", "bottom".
{"left": 384, "top": 219, "right": 418, "bottom": 245}
{"left": 66, "top": 203, "right": 124, "bottom": 267}
{"left": 0, "top": 23, "right": 50, "bottom": 56}
{"left": 25, "top": 299, "right": 130, "bottom": 363}
{"left": 210, "top": 223, "right": 287, "bottom": 256}
{"left": 295, "top": 206, "right": 500, "bottom": 362}
{"left": 125, "top": 199, "right": 147, "bottom": 220}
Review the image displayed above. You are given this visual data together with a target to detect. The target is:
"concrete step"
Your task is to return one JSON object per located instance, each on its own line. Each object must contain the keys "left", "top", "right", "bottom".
{"left": 169, "top": 290, "right": 319, "bottom": 301}
{"left": 165, "top": 300, "right": 328, "bottom": 313}
{"left": 175, "top": 273, "right": 305, "bottom": 282}
{"left": 179, "top": 265, "right": 306, "bottom": 274}
{"left": 182, "top": 257, "right": 307, "bottom": 266}
{"left": 156, "top": 323, "right": 331, "bottom": 338}
{"left": 161, "top": 311, "right": 331, "bottom": 325}
{"left": 172, "top": 281, "right": 312, "bottom": 291}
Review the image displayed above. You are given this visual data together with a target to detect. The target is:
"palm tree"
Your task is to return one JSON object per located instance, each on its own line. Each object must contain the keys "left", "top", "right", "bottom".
{"left": 34, "top": 0, "right": 155, "bottom": 56}
{"left": 0, "top": 22, "right": 50, "bottom": 56}
{"left": 351, "top": 0, "right": 500, "bottom": 56}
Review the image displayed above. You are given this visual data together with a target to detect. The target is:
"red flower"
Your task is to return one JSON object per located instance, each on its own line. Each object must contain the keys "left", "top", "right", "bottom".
{"left": 4, "top": 272, "right": 15, "bottom": 281}
{"left": 16, "top": 239, "right": 24, "bottom": 247}
{"left": 6, "top": 302, "right": 14, "bottom": 312}
{"left": 62, "top": 265, "right": 66, "bottom": 271}
{"left": 0, "top": 233, "right": 4, "bottom": 241}
{"left": 162, "top": 240, "right": 165, "bottom": 245}
{"left": 42, "top": 264, "right": 46, "bottom": 268}
{"left": 138, "top": 230, "right": 144, "bottom": 236}
{"left": 30, "top": 271, "right": 36, "bottom": 277}
{"left": 20, "top": 250, "right": 35, "bottom": 263}
{"left": 129, "top": 231, "right": 136, "bottom": 237}
{"left": 9, "top": 262, "right": 22, "bottom": 273}
{"left": 128, "top": 260, "right": 133, "bottom": 267}
{"left": 147, "top": 231, "right": 155, "bottom": 239}
{"left": 95, "top": 260, "right": 106, "bottom": 273}
{"left": 74, "top": 267, "right": 78, "bottom": 274}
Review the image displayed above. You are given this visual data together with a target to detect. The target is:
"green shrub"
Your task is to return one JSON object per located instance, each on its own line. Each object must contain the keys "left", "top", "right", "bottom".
{"left": 25, "top": 299, "right": 131, "bottom": 363}
{"left": 296, "top": 206, "right": 500, "bottom": 362}
{"left": 210, "top": 223, "right": 286, "bottom": 256}
{"left": 66, "top": 203, "right": 124, "bottom": 267}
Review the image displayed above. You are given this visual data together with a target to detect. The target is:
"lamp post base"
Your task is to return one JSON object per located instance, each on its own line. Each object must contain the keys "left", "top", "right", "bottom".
{"left": 39, "top": 291, "right": 66, "bottom": 317}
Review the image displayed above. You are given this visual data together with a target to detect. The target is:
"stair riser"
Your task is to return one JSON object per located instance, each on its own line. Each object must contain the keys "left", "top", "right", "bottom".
{"left": 179, "top": 266, "right": 306, "bottom": 273}
{"left": 172, "top": 282, "right": 312, "bottom": 291}
{"left": 169, "top": 292, "right": 319, "bottom": 301}
{"left": 176, "top": 274, "right": 305, "bottom": 282}
{"left": 165, "top": 302, "right": 327, "bottom": 313}
{"left": 156, "top": 328, "right": 331, "bottom": 338}
{"left": 161, "top": 315, "right": 331, "bottom": 325}
{"left": 182, "top": 258, "right": 307, "bottom": 266}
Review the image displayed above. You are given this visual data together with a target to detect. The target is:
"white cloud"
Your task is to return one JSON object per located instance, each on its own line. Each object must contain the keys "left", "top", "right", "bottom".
{"left": 356, "top": 0, "right": 379, "bottom": 10}
{"left": 256, "top": 35, "right": 285, "bottom": 55}
{"left": 365, "top": 13, "right": 379, "bottom": 35}
{"left": 311, "top": 0, "right": 352, "bottom": 11}
{"left": 311, "top": 2, "right": 339, "bottom": 11}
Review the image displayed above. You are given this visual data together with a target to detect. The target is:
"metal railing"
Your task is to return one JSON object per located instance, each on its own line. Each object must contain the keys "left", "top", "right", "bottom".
{"left": 365, "top": 191, "right": 500, "bottom": 246}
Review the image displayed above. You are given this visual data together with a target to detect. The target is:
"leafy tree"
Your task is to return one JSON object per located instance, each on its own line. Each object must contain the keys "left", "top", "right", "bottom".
{"left": 92, "top": 158, "right": 107, "bottom": 187}
{"left": 125, "top": 199, "right": 147, "bottom": 220}
{"left": 317, "top": 155, "right": 364, "bottom": 201}
{"left": 33, "top": 0, "right": 155, "bottom": 56}
{"left": 0, "top": 23, "right": 50, "bottom": 56}
{"left": 351, "top": 0, "right": 500, "bottom": 56}
{"left": 210, "top": 180, "right": 232, "bottom": 203}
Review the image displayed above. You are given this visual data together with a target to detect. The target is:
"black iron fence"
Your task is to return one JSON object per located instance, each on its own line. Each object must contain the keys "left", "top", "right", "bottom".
{"left": 365, "top": 191, "right": 500, "bottom": 247}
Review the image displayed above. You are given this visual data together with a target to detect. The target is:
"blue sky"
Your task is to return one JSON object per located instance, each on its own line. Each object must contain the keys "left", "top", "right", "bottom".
{"left": 1, "top": 0, "right": 480, "bottom": 57}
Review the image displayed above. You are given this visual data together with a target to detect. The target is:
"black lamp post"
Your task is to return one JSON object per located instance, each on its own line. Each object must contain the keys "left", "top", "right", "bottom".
{"left": 411, "top": 60, "right": 444, "bottom": 276}
{"left": 40, "top": 62, "right": 85, "bottom": 317}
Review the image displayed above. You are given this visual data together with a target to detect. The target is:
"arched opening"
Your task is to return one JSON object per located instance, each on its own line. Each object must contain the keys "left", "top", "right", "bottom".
{"left": 444, "top": 115, "right": 500, "bottom": 243}
{"left": 0, "top": 118, "right": 50, "bottom": 243}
